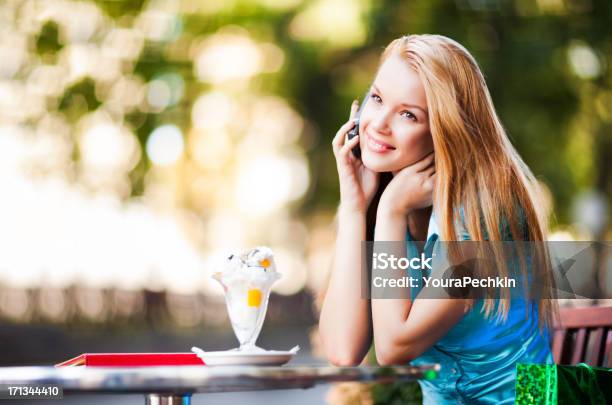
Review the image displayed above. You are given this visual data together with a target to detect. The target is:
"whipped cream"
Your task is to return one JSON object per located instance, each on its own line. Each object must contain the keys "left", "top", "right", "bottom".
{"left": 213, "top": 246, "right": 279, "bottom": 288}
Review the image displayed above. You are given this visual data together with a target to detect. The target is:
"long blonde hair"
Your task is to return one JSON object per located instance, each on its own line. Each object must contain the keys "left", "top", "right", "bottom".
{"left": 380, "top": 34, "right": 556, "bottom": 327}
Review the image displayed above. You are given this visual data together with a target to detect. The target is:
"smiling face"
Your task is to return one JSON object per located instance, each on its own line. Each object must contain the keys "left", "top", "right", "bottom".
{"left": 359, "top": 54, "right": 433, "bottom": 173}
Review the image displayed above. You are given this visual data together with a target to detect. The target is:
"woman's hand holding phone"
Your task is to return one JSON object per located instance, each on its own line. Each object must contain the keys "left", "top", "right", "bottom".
{"left": 378, "top": 151, "right": 436, "bottom": 218}
{"left": 332, "top": 100, "right": 379, "bottom": 214}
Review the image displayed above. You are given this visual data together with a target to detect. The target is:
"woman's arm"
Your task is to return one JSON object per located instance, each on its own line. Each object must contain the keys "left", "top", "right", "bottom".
{"left": 369, "top": 153, "right": 468, "bottom": 365}
{"left": 319, "top": 101, "right": 379, "bottom": 366}
{"left": 371, "top": 209, "right": 468, "bottom": 365}
{"left": 319, "top": 208, "right": 372, "bottom": 366}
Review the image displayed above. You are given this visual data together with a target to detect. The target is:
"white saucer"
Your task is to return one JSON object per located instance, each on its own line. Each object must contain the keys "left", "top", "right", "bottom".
{"left": 191, "top": 346, "right": 299, "bottom": 366}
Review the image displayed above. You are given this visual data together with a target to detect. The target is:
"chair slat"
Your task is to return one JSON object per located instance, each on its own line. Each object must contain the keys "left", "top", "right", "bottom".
{"left": 585, "top": 327, "right": 605, "bottom": 366}
{"left": 552, "top": 329, "right": 566, "bottom": 364}
{"left": 606, "top": 328, "right": 612, "bottom": 368}
{"left": 570, "top": 328, "right": 587, "bottom": 364}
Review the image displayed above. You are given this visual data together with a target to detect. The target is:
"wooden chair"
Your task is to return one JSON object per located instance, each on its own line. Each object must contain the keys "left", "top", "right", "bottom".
{"left": 552, "top": 306, "right": 612, "bottom": 367}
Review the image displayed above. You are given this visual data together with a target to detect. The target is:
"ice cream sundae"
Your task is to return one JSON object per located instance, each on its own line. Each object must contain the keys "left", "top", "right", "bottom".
{"left": 213, "top": 247, "right": 281, "bottom": 351}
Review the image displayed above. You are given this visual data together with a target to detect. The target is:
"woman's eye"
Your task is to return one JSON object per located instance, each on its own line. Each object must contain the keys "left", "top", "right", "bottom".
{"left": 401, "top": 111, "right": 417, "bottom": 121}
{"left": 370, "top": 94, "right": 382, "bottom": 104}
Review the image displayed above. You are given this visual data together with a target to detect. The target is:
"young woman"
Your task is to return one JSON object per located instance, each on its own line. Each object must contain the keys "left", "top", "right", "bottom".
{"left": 319, "top": 34, "right": 555, "bottom": 404}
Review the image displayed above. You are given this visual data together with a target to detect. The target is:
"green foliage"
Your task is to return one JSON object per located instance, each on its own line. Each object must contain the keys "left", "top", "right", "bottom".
{"left": 95, "top": 0, "right": 147, "bottom": 19}
{"left": 31, "top": 0, "right": 612, "bottom": 225}
{"left": 366, "top": 343, "right": 423, "bottom": 404}
{"left": 371, "top": 381, "right": 423, "bottom": 405}
{"left": 58, "top": 78, "right": 101, "bottom": 121}
{"left": 36, "top": 20, "right": 62, "bottom": 57}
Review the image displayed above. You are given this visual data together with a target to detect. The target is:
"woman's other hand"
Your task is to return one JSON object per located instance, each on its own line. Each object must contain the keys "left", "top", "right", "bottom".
{"left": 379, "top": 151, "right": 435, "bottom": 217}
{"left": 332, "top": 100, "right": 379, "bottom": 214}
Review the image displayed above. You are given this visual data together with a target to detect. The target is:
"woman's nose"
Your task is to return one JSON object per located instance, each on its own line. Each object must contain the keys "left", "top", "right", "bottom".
{"left": 371, "top": 110, "right": 392, "bottom": 134}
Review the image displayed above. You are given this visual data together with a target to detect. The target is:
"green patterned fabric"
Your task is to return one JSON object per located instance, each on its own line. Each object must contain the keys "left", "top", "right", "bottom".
{"left": 515, "top": 363, "right": 612, "bottom": 404}
{"left": 515, "top": 364, "right": 557, "bottom": 404}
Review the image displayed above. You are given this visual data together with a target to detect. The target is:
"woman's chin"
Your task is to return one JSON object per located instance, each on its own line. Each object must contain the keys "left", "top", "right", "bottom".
{"left": 362, "top": 154, "right": 399, "bottom": 173}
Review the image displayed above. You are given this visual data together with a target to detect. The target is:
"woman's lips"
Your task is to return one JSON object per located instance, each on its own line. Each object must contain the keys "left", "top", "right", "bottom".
{"left": 366, "top": 134, "right": 395, "bottom": 153}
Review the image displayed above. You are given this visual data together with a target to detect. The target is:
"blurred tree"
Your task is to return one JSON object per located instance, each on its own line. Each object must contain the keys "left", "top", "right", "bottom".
{"left": 58, "top": 78, "right": 101, "bottom": 121}
{"left": 95, "top": 0, "right": 147, "bottom": 19}
{"left": 35, "top": 20, "right": 62, "bottom": 58}
{"left": 20, "top": 0, "right": 612, "bottom": 228}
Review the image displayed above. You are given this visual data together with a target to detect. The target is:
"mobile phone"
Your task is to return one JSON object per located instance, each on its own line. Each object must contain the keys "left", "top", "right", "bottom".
{"left": 346, "top": 93, "right": 368, "bottom": 159}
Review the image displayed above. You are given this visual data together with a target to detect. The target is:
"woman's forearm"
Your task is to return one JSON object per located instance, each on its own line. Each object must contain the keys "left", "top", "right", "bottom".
{"left": 319, "top": 208, "right": 372, "bottom": 366}
{"left": 371, "top": 208, "right": 429, "bottom": 364}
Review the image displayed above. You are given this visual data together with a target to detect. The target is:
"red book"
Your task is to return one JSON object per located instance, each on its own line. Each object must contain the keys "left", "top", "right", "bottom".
{"left": 55, "top": 353, "right": 205, "bottom": 367}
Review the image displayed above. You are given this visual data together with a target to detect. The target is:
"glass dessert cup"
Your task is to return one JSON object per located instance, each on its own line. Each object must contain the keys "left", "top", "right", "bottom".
{"left": 214, "top": 272, "right": 281, "bottom": 352}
